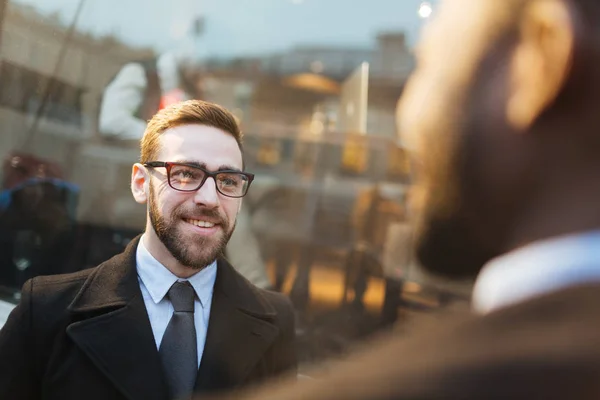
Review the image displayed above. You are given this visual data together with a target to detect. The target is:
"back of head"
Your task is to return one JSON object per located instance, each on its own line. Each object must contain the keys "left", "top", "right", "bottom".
{"left": 397, "top": 0, "right": 600, "bottom": 278}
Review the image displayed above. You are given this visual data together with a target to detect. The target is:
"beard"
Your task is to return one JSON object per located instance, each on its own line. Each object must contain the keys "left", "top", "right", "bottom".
{"left": 148, "top": 183, "right": 235, "bottom": 270}
{"left": 407, "top": 71, "right": 503, "bottom": 279}
{"left": 414, "top": 202, "right": 498, "bottom": 279}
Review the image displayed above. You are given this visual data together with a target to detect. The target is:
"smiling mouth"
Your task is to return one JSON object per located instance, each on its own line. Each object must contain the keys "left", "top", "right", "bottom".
{"left": 184, "top": 218, "right": 218, "bottom": 228}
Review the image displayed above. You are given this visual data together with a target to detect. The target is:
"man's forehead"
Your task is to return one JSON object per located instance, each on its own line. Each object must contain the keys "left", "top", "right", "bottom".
{"left": 157, "top": 125, "right": 243, "bottom": 168}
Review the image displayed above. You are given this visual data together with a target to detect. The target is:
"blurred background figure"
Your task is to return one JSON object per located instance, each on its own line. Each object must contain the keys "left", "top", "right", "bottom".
{"left": 0, "top": 152, "right": 79, "bottom": 295}
{"left": 98, "top": 47, "right": 207, "bottom": 142}
{"left": 0, "top": 0, "right": 472, "bottom": 378}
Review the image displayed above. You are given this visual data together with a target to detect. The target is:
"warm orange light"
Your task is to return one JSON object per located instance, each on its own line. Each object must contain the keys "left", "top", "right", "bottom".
{"left": 282, "top": 73, "right": 341, "bottom": 95}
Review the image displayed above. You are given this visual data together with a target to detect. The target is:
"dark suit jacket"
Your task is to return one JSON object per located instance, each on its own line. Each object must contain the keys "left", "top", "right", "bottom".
{"left": 221, "top": 283, "right": 600, "bottom": 400}
{"left": 0, "top": 236, "right": 297, "bottom": 400}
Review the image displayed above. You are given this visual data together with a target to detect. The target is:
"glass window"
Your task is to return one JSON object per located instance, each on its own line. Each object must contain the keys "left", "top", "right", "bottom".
{"left": 0, "top": 0, "right": 472, "bottom": 379}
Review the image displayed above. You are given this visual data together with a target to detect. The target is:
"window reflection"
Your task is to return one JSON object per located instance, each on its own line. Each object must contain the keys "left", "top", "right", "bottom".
{"left": 0, "top": 0, "right": 473, "bottom": 375}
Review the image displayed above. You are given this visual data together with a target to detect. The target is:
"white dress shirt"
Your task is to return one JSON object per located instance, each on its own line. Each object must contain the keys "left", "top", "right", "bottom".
{"left": 472, "top": 230, "right": 600, "bottom": 314}
{"left": 136, "top": 236, "right": 217, "bottom": 367}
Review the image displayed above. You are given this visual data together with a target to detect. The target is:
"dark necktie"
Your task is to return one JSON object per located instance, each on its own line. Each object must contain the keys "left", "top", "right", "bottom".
{"left": 159, "top": 281, "right": 198, "bottom": 400}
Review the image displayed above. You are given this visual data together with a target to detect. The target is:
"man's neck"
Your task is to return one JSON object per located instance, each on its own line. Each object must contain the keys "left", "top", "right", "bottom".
{"left": 141, "top": 233, "right": 200, "bottom": 279}
{"left": 507, "top": 178, "right": 600, "bottom": 252}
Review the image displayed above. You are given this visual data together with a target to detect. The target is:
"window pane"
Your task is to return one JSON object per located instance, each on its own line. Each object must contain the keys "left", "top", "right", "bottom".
{"left": 0, "top": 0, "right": 473, "bottom": 382}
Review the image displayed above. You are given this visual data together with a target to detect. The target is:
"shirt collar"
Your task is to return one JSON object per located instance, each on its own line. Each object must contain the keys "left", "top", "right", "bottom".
{"left": 472, "top": 230, "right": 600, "bottom": 314}
{"left": 136, "top": 235, "right": 217, "bottom": 308}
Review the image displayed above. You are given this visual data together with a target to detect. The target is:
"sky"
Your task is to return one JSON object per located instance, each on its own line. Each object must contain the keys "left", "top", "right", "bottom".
{"left": 13, "top": 0, "right": 437, "bottom": 57}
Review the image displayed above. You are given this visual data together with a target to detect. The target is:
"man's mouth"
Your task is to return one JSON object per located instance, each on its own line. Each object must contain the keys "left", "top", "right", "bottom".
{"left": 184, "top": 218, "right": 218, "bottom": 228}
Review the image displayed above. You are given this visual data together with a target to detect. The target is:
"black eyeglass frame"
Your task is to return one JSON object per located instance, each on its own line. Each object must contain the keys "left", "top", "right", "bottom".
{"left": 143, "top": 161, "right": 255, "bottom": 198}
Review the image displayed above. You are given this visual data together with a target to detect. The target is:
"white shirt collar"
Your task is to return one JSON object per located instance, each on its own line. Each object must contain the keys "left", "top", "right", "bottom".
{"left": 472, "top": 230, "right": 600, "bottom": 314}
{"left": 136, "top": 235, "right": 217, "bottom": 308}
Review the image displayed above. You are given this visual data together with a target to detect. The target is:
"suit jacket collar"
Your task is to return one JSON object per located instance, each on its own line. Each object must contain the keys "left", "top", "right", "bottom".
{"left": 66, "top": 235, "right": 281, "bottom": 398}
{"left": 192, "top": 257, "right": 280, "bottom": 393}
{"left": 66, "top": 235, "right": 169, "bottom": 400}
{"left": 213, "top": 256, "right": 277, "bottom": 319}
{"left": 68, "top": 236, "right": 140, "bottom": 314}
{"left": 68, "top": 236, "right": 277, "bottom": 318}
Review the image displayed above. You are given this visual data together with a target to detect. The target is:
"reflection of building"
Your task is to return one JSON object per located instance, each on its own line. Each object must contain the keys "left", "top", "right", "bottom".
{"left": 0, "top": 3, "right": 413, "bottom": 227}
{"left": 203, "top": 32, "right": 412, "bottom": 139}
{"left": 371, "top": 32, "right": 414, "bottom": 81}
{"left": 205, "top": 35, "right": 415, "bottom": 283}
{"left": 254, "top": 32, "right": 412, "bottom": 138}
{"left": 0, "top": 3, "right": 154, "bottom": 226}
{"left": 262, "top": 32, "right": 413, "bottom": 82}
{"left": 189, "top": 32, "right": 416, "bottom": 222}
{"left": 263, "top": 46, "right": 372, "bottom": 79}
{"left": 203, "top": 31, "right": 413, "bottom": 185}
{"left": 0, "top": 3, "right": 153, "bottom": 173}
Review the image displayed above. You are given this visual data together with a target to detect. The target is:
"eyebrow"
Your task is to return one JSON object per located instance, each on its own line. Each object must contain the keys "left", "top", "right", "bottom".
{"left": 217, "top": 164, "right": 242, "bottom": 173}
{"left": 175, "top": 160, "right": 243, "bottom": 173}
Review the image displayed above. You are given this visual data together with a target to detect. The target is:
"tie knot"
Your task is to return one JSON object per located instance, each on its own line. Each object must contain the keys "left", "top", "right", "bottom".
{"left": 167, "top": 281, "right": 195, "bottom": 313}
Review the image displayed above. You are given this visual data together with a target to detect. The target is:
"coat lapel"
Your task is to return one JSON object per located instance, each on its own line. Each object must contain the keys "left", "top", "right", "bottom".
{"left": 194, "top": 259, "right": 280, "bottom": 393}
{"left": 66, "top": 236, "right": 169, "bottom": 400}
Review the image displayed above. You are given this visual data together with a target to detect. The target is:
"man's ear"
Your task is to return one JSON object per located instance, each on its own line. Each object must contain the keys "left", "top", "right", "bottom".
{"left": 131, "top": 163, "right": 149, "bottom": 204}
{"left": 506, "top": 0, "right": 574, "bottom": 131}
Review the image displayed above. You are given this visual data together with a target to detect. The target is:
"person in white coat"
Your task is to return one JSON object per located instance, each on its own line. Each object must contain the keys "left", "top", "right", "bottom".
{"left": 99, "top": 49, "right": 206, "bottom": 139}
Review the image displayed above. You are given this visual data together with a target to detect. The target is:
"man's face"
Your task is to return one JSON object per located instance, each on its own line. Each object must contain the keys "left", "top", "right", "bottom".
{"left": 398, "top": 0, "right": 525, "bottom": 277}
{"left": 147, "top": 124, "right": 243, "bottom": 270}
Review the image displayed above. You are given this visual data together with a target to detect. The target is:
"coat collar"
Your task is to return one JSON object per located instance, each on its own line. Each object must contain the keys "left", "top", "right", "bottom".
{"left": 66, "top": 235, "right": 281, "bottom": 397}
{"left": 68, "top": 236, "right": 277, "bottom": 319}
{"left": 194, "top": 257, "right": 280, "bottom": 393}
{"left": 68, "top": 236, "right": 140, "bottom": 314}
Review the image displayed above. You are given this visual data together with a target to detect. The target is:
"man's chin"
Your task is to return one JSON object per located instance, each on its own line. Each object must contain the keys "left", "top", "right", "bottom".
{"left": 178, "top": 245, "right": 222, "bottom": 269}
{"left": 178, "top": 232, "right": 227, "bottom": 262}
{"left": 414, "top": 218, "right": 493, "bottom": 280}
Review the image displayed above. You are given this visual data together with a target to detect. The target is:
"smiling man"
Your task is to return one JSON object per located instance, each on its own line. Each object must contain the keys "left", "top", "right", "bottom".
{"left": 0, "top": 100, "right": 297, "bottom": 400}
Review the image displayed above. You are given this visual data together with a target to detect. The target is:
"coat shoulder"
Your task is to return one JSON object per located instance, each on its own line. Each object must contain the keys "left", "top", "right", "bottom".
{"left": 28, "top": 266, "right": 97, "bottom": 307}
{"left": 258, "top": 288, "right": 294, "bottom": 312}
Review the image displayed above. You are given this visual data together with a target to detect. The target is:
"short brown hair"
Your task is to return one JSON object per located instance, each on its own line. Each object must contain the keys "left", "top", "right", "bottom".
{"left": 140, "top": 100, "right": 243, "bottom": 164}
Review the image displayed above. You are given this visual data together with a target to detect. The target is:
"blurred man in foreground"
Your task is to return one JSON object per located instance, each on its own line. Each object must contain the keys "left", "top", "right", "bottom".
{"left": 212, "top": 0, "right": 600, "bottom": 398}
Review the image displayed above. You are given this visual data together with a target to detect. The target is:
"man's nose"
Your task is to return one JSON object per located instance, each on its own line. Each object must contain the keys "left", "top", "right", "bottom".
{"left": 193, "top": 177, "right": 220, "bottom": 208}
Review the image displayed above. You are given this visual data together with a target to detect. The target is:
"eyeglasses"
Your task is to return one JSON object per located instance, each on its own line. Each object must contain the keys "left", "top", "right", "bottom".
{"left": 143, "top": 161, "right": 254, "bottom": 198}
